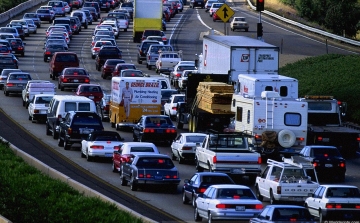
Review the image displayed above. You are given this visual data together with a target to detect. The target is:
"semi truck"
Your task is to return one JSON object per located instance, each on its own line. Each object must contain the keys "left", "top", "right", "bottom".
{"left": 109, "top": 77, "right": 162, "bottom": 130}
{"left": 132, "top": 0, "right": 163, "bottom": 43}
{"left": 176, "top": 73, "right": 234, "bottom": 133}
{"left": 197, "top": 35, "right": 279, "bottom": 83}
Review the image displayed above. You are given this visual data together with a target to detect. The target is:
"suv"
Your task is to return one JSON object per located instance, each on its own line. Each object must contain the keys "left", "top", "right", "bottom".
{"left": 137, "top": 40, "right": 160, "bottom": 64}
{"left": 190, "top": 0, "right": 205, "bottom": 8}
{"left": 95, "top": 46, "right": 122, "bottom": 71}
{"left": 58, "top": 111, "right": 104, "bottom": 150}
{"left": 49, "top": 52, "right": 80, "bottom": 80}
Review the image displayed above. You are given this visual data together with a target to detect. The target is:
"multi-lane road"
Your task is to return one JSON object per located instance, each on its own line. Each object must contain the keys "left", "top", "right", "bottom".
{"left": 1, "top": 1, "right": 360, "bottom": 222}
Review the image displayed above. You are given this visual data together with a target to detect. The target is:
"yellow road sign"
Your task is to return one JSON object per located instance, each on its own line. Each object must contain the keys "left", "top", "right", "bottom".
{"left": 215, "top": 4, "right": 234, "bottom": 23}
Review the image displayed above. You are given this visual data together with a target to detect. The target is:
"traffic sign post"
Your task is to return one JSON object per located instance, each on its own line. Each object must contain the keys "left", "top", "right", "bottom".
{"left": 215, "top": 4, "right": 234, "bottom": 35}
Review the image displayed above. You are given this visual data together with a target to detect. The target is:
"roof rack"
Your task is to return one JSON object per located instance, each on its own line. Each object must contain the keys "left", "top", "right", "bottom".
{"left": 267, "top": 156, "right": 314, "bottom": 169}
{"left": 206, "top": 129, "right": 253, "bottom": 138}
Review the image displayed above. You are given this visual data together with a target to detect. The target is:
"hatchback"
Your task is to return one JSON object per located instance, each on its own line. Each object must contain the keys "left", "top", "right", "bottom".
{"left": 4, "top": 72, "right": 32, "bottom": 96}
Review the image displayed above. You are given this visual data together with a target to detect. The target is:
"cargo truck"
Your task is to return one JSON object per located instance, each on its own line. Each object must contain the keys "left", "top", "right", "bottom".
{"left": 176, "top": 73, "right": 234, "bottom": 133}
{"left": 197, "top": 35, "right": 279, "bottom": 83}
{"left": 110, "top": 77, "right": 162, "bottom": 130}
{"left": 132, "top": 0, "right": 163, "bottom": 43}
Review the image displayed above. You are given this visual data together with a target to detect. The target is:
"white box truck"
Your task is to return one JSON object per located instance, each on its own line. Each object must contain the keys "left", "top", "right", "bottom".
{"left": 110, "top": 77, "right": 162, "bottom": 130}
{"left": 197, "top": 35, "right": 279, "bottom": 82}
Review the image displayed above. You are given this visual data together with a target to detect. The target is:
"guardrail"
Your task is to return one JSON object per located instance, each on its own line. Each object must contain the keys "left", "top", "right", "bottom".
{"left": 0, "top": 0, "right": 49, "bottom": 24}
{"left": 245, "top": 0, "right": 360, "bottom": 47}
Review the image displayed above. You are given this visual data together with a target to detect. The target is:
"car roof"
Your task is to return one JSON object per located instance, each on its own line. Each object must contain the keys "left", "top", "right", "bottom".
{"left": 265, "top": 205, "right": 307, "bottom": 209}
{"left": 194, "top": 172, "right": 231, "bottom": 177}
{"left": 179, "top": 133, "right": 207, "bottom": 137}
{"left": 210, "top": 184, "right": 250, "bottom": 189}
{"left": 134, "top": 153, "right": 169, "bottom": 158}
{"left": 122, "top": 142, "right": 156, "bottom": 146}
{"left": 305, "top": 145, "right": 338, "bottom": 149}
{"left": 321, "top": 185, "right": 358, "bottom": 189}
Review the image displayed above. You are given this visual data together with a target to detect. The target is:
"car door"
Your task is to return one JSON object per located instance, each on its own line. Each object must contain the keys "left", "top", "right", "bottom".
{"left": 306, "top": 186, "right": 325, "bottom": 217}
{"left": 171, "top": 134, "right": 182, "bottom": 156}
{"left": 133, "top": 117, "right": 144, "bottom": 139}
{"left": 201, "top": 187, "right": 216, "bottom": 216}
{"left": 164, "top": 96, "right": 173, "bottom": 115}
{"left": 257, "top": 165, "right": 271, "bottom": 197}
{"left": 184, "top": 174, "right": 198, "bottom": 200}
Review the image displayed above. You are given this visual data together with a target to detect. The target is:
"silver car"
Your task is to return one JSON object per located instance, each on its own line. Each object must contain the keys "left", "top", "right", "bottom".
{"left": 0, "top": 69, "right": 22, "bottom": 90}
{"left": 4, "top": 72, "right": 32, "bottom": 96}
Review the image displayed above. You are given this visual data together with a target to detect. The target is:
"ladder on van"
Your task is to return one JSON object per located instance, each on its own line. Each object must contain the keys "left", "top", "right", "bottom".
{"left": 265, "top": 97, "right": 275, "bottom": 129}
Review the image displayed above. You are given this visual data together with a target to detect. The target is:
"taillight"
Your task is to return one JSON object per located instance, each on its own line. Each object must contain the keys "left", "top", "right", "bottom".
{"left": 326, "top": 203, "right": 342, "bottom": 208}
{"left": 339, "top": 162, "right": 345, "bottom": 168}
{"left": 198, "top": 187, "right": 206, "bottom": 193}
{"left": 165, "top": 129, "right": 176, "bottom": 133}
{"left": 258, "top": 157, "right": 262, "bottom": 164}
{"left": 113, "top": 146, "right": 120, "bottom": 150}
{"left": 317, "top": 136, "right": 323, "bottom": 141}
{"left": 45, "top": 51, "right": 51, "bottom": 55}
{"left": 171, "top": 107, "right": 177, "bottom": 110}
{"left": 255, "top": 204, "right": 263, "bottom": 209}
{"left": 90, "top": 145, "right": 104, "bottom": 149}
{"left": 85, "top": 78, "right": 90, "bottom": 83}
{"left": 67, "top": 128, "right": 72, "bottom": 134}
{"left": 213, "top": 156, "right": 217, "bottom": 164}
{"left": 144, "top": 128, "right": 155, "bottom": 133}
{"left": 33, "top": 109, "right": 40, "bottom": 114}
{"left": 216, "top": 204, "right": 229, "bottom": 209}
{"left": 6, "top": 83, "right": 15, "bottom": 87}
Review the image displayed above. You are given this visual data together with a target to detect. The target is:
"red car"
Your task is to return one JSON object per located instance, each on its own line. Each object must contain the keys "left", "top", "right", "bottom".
{"left": 212, "top": 11, "right": 221, "bottom": 22}
{"left": 101, "top": 59, "right": 125, "bottom": 79}
{"left": 58, "top": 67, "right": 90, "bottom": 91}
{"left": 75, "top": 84, "right": 104, "bottom": 103}
{"left": 112, "top": 63, "right": 136, "bottom": 77}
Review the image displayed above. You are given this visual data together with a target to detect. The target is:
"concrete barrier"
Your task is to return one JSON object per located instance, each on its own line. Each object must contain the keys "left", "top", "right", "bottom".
{"left": 0, "top": 136, "right": 157, "bottom": 223}
{"left": 0, "top": 0, "right": 49, "bottom": 24}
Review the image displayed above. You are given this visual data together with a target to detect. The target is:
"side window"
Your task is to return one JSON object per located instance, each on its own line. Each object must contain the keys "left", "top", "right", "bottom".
{"left": 65, "top": 102, "right": 77, "bottom": 112}
{"left": 78, "top": 102, "right": 91, "bottom": 111}
{"left": 284, "top": 113, "right": 301, "bottom": 126}
{"left": 247, "top": 110, "right": 250, "bottom": 124}
{"left": 190, "top": 174, "right": 197, "bottom": 185}
{"left": 236, "top": 106, "right": 242, "bottom": 122}
{"left": 279, "top": 86, "right": 288, "bottom": 97}
{"left": 258, "top": 207, "right": 270, "bottom": 219}
{"left": 265, "top": 86, "right": 273, "bottom": 91}
{"left": 52, "top": 101, "right": 59, "bottom": 114}
{"left": 313, "top": 186, "right": 323, "bottom": 198}
{"left": 261, "top": 166, "right": 270, "bottom": 178}
{"left": 318, "top": 187, "right": 326, "bottom": 198}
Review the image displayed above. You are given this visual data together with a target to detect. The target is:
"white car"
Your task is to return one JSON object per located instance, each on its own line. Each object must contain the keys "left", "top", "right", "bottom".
{"left": 209, "top": 3, "right": 223, "bottom": 17}
{"left": 91, "top": 40, "right": 113, "bottom": 59}
{"left": 171, "top": 133, "right": 206, "bottom": 164}
{"left": 230, "top": 17, "right": 249, "bottom": 32}
{"left": 24, "top": 19, "right": 37, "bottom": 34}
{"left": 112, "top": 142, "right": 160, "bottom": 172}
{"left": 163, "top": 93, "right": 185, "bottom": 119}
{"left": 305, "top": 184, "right": 360, "bottom": 221}
{"left": 178, "top": 69, "right": 197, "bottom": 90}
{"left": 195, "top": 184, "right": 263, "bottom": 222}
{"left": 81, "top": 131, "right": 125, "bottom": 162}
{"left": 101, "top": 21, "right": 120, "bottom": 38}
{"left": 28, "top": 94, "right": 54, "bottom": 123}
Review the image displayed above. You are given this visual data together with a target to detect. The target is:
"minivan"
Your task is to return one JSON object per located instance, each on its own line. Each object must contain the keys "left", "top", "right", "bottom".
{"left": 49, "top": 52, "right": 79, "bottom": 80}
{"left": 46, "top": 95, "right": 97, "bottom": 139}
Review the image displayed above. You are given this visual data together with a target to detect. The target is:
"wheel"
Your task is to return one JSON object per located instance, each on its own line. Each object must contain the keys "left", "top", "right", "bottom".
{"left": 46, "top": 123, "right": 51, "bottom": 135}
{"left": 171, "top": 151, "right": 177, "bottom": 160}
{"left": 319, "top": 209, "right": 325, "bottom": 222}
{"left": 60, "top": 86, "right": 64, "bottom": 91}
{"left": 245, "top": 28, "right": 249, "bottom": 32}
{"left": 22, "top": 100, "right": 25, "bottom": 107}
{"left": 339, "top": 173, "right": 345, "bottom": 182}
{"left": 86, "top": 150, "right": 93, "bottom": 161}
{"left": 270, "top": 190, "right": 277, "bottom": 204}
{"left": 130, "top": 176, "right": 138, "bottom": 191}
{"left": 194, "top": 207, "right": 202, "bottom": 222}
{"left": 178, "top": 154, "right": 184, "bottom": 164}
{"left": 21, "top": 52, "right": 24, "bottom": 57}
{"left": 177, "top": 121, "right": 183, "bottom": 129}
{"left": 92, "top": 55, "right": 95, "bottom": 59}
{"left": 63, "top": 138, "right": 70, "bottom": 150}
{"left": 148, "top": 65, "right": 151, "bottom": 70}
{"left": 182, "top": 191, "right": 189, "bottom": 204}
{"left": 192, "top": 195, "right": 196, "bottom": 207}
{"left": 120, "top": 171, "right": 128, "bottom": 186}
{"left": 58, "top": 136, "right": 64, "bottom": 147}
{"left": 5, "top": 90, "right": 9, "bottom": 96}
{"left": 132, "top": 133, "right": 138, "bottom": 142}
{"left": 52, "top": 74, "right": 55, "bottom": 80}
{"left": 196, "top": 158, "right": 203, "bottom": 172}
{"left": 208, "top": 162, "right": 213, "bottom": 172}
{"left": 81, "top": 150, "right": 86, "bottom": 158}
{"left": 28, "top": 115, "right": 31, "bottom": 121}
{"left": 255, "top": 185, "right": 263, "bottom": 201}
{"left": 112, "top": 162, "right": 117, "bottom": 172}
{"left": 53, "top": 127, "right": 58, "bottom": 139}
{"left": 208, "top": 212, "right": 213, "bottom": 223}
{"left": 124, "top": 29, "right": 127, "bottom": 32}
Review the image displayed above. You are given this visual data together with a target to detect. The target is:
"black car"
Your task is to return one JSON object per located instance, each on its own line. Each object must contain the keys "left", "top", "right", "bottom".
{"left": 6, "top": 38, "right": 26, "bottom": 57}
{"left": 132, "top": 115, "right": 177, "bottom": 145}
{"left": 83, "top": 1, "right": 101, "bottom": 15}
{"left": 93, "top": 0, "right": 110, "bottom": 12}
{"left": 95, "top": 46, "right": 122, "bottom": 71}
{"left": 0, "top": 54, "right": 18, "bottom": 72}
{"left": 298, "top": 145, "right": 346, "bottom": 181}
{"left": 58, "top": 111, "right": 104, "bottom": 150}
{"left": 137, "top": 40, "right": 160, "bottom": 64}
{"left": 182, "top": 172, "right": 235, "bottom": 207}
{"left": 120, "top": 153, "right": 180, "bottom": 192}
{"left": 190, "top": 0, "right": 205, "bottom": 8}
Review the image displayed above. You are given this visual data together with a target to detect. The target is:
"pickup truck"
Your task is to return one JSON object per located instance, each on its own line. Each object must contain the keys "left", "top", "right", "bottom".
{"left": 195, "top": 131, "right": 262, "bottom": 183}
{"left": 146, "top": 44, "right": 173, "bottom": 70}
{"left": 255, "top": 156, "right": 320, "bottom": 204}
{"left": 22, "top": 81, "right": 55, "bottom": 108}
{"left": 155, "top": 51, "right": 182, "bottom": 74}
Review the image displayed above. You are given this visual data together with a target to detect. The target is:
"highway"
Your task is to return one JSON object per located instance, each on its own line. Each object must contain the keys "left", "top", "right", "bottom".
{"left": 0, "top": 1, "right": 360, "bottom": 222}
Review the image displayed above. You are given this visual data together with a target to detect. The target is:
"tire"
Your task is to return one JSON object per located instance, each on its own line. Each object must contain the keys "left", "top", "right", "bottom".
{"left": 81, "top": 150, "right": 86, "bottom": 158}
{"left": 270, "top": 190, "right": 277, "bottom": 204}
{"left": 86, "top": 150, "right": 93, "bottom": 161}
{"left": 52, "top": 74, "right": 55, "bottom": 80}
{"left": 92, "top": 55, "right": 95, "bottom": 59}
{"left": 177, "top": 121, "right": 183, "bottom": 129}
{"left": 192, "top": 195, "right": 196, "bottom": 207}
{"left": 46, "top": 123, "right": 51, "bottom": 136}
{"left": 64, "top": 138, "right": 70, "bottom": 150}
{"left": 28, "top": 115, "right": 31, "bottom": 121}
{"left": 339, "top": 173, "right": 345, "bottom": 182}
{"left": 255, "top": 185, "right": 263, "bottom": 201}
{"left": 182, "top": 191, "right": 189, "bottom": 204}
{"left": 208, "top": 162, "right": 213, "bottom": 172}
{"left": 178, "top": 154, "right": 184, "bottom": 164}
{"left": 58, "top": 136, "right": 64, "bottom": 147}
{"left": 196, "top": 158, "right": 203, "bottom": 172}
{"left": 124, "top": 29, "right": 127, "bottom": 32}
{"left": 22, "top": 100, "right": 25, "bottom": 107}
{"left": 171, "top": 151, "right": 177, "bottom": 160}
{"left": 120, "top": 171, "right": 128, "bottom": 186}
{"left": 148, "top": 65, "right": 151, "bottom": 70}
{"left": 194, "top": 207, "right": 202, "bottom": 222}
{"left": 53, "top": 126, "right": 58, "bottom": 139}
{"left": 319, "top": 209, "right": 325, "bottom": 222}
{"left": 278, "top": 129, "right": 296, "bottom": 148}
{"left": 133, "top": 133, "right": 138, "bottom": 142}
{"left": 208, "top": 212, "right": 213, "bottom": 223}
{"left": 5, "top": 90, "right": 9, "bottom": 96}
{"left": 130, "top": 176, "right": 137, "bottom": 191}
{"left": 112, "top": 162, "right": 117, "bottom": 172}
{"left": 60, "top": 86, "right": 64, "bottom": 91}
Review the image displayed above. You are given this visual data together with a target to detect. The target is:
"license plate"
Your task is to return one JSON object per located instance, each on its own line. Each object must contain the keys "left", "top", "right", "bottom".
{"left": 157, "top": 129, "right": 163, "bottom": 133}
{"left": 322, "top": 138, "right": 330, "bottom": 142}
{"left": 105, "top": 153, "right": 112, "bottom": 157}
{"left": 80, "top": 128, "right": 93, "bottom": 134}
{"left": 73, "top": 79, "right": 78, "bottom": 82}
{"left": 291, "top": 197, "right": 303, "bottom": 201}
{"left": 232, "top": 168, "right": 242, "bottom": 174}
{"left": 12, "top": 51, "right": 15, "bottom": 53}
{"left": 325, "top": 164, "right": 333, "bottom": 167}
{"left": 17, "top": 84, "right": 23, "bottom": 87}
{"left": 235, "top": 206, "right": 245, "bottom": 211}
{"left": 154, "top": 176, "right": 162, "bottom": 180}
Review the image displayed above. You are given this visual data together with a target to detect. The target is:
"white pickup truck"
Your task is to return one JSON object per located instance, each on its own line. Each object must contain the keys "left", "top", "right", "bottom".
{"left": 155, "top": 51, "right": 182, "bottom": 74}
{"left": 22, "top": 81, "right": 56, "bottom": 109}
{"left": 255, "top": 156, "right": 320, "bottom": 204}
{"left": 195, "top": 132, "right": 262, "bottom": 183}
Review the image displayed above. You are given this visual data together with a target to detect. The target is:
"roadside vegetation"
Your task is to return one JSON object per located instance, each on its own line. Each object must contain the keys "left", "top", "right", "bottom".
{"left": 0, "top": 140, "right": 143, "bottom": 223}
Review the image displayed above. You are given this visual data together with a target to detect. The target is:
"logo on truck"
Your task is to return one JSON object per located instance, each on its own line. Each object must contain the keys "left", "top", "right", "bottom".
{"left": 241, "top": 54, "right": 250, "bottom": 62}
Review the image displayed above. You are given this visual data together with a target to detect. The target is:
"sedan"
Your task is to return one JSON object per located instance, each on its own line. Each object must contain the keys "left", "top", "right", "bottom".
{"left": 230, "top": 17, "right": 249, "bottom": 32}
{"left": 75, "top": 84, "right": 104, "bottom": 103}
{"left": 81, "top": 131, "right": 124, "bottom": 162}
{"left": 4, "top": 72, "right": 32, "bottom": 96}
{"left": 163, "top": 93, "right": 185, "bottom": 120}
{"left": 91, "top": 40, "right": 114, "bottom": 59}
{"left": 112, "top": 142, "right": 160, "bottom": 172}
{"left": 250, "top": 205, "right": 316, "bottom": 223}
{"left": 171, "top": 133, "right": 206, "bottom": 163}
{"left": 182, "top": 172, "right": 235, "bottom": 207}
{"left": 132, "top": 115, "right": 177, "bottom": 145}
{"left": 28, "top": 94, "right": 54, "bottom": 123}
{"left": 298, "top": 145, "right": 346, "bottom": 181}
{"left": 58, "top": 67, "right": 90, "bottom": 91}
{"left": 43, "top": 44, "right": 68, "bottom": 62}
{"left": 195, "top": 184, "right": 263, "bottom": 222}
{"left": 305, "top": 184, "right": 360, "bottom": 221}
{"left": 36, "top": 9, "right": 55, "bottom": 23}
{"left": 119, "top": 153, "right": 180, "bottom": 192}
{"left": 101, "top": 59, "right": 125, "bottom": 79}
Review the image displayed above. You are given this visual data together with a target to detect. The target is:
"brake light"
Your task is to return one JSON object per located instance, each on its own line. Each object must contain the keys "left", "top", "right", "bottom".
{"left": 113, "top": 146, "right": 120, "bottom": 150}
{"left": 165, "top": 129, "right": 176, "bottom": 133}
{"left": 6, "top": 83, "right": 15, "bottom": 87}
{"left": 356, "top": 204, "right": 360, "bottom": 209}
{"left": 33, "top": 109, "right": 40, "bottom": 114}
{"left": 144, "top": 128, "right": 155, "bottom": 133}
{"left": 258, "top": 157, "right": 262, "bottom": 164}
{"left": 213, "top": 156, "right": 217, "bottom": 164}
{"left": 313, "top": 162, "right": 318, "bottom": 167}
{"left": 45, "top": 51, "right": 51, "bottom": 55}
{"left": 296, "top": 137, "right": 304, "bottom": 141}
{"left": 254, "top": 134, "right": 261, "bottom": 140}
{"left": 90, "top": 145, "right": 104, "bottom": 149}
{"left": 85, "top": 78, "right": 90, "bottom": 83}
{"left": 216, "top": 204, "right": 230, "bottom": 209}
{"left": 317, "top": 136, "right": 323, "bottom": 141}
{"left": 67, "top": 128, "right": 72, "bottom": 135}
{"left": 326, "top": 203, "right": 342, "bottom": 208}
{"left": 18, "top": 46, "right": 23, "bottom": 50}
{"left": 198, "top": 187, "right": 206, "bottom": 193}
{"left": 357, "top": 137, "right": 360, "bottom": 142}
{"left": 255, "top": 204, "right": 263, "bottom": 209}
{"left": 138, "top": 173, "right": 144, "bottom": 178}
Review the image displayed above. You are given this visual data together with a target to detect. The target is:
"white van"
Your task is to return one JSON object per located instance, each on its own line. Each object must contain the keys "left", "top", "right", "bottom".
{"left": 46, "top": 95, "right": 97, "bottom": 139}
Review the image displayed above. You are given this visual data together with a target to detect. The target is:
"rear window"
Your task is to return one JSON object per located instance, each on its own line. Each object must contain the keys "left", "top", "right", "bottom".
{"left": 121, "top": 70, "right": 143, "bottom": 77}
{"left": 201, "top": 176, "right": 233, "bottom": 184}
{"left": 177, "top": 66, "right": 196, "bottom": 71}
{"left": 130, "top": 147, "right": 155, "bottom": 153}
{"left": 80, "top": 85, "right": 102, "bottom": 92}
{"left": 150, "top": 46, "right": 172, "bottom": 53}
{"left": 72, "top": 115, "right": 102, "bottom": 126}
{"left": 136, "top": 157, "right": 174, "bottom": 169}
{"left": 9, "top": 74, "right": 31, "bottom": 80}
{"left": 106, "top": 60, "right": 124, "bottom": 65}
{"left": 116, "top": 65, "right": 136, "bottom": 70}
{"left": 145, "top": 117, "right": 172, "bottom": 126}
{"left": 55, "top": 54, "right": 78, "bottom": 62}
{"left": 37, "top": 9, "right": 49, "bottom": 13}
{"left": 99, "top": 48, "right": 120, "bottom": 55}
{"left": 0, "top": 28, "right": 15, "bottom": 33}
{"left": 64, "top": 69, "right": 87, "bottom": 75}
{"left": 64, "top": 102, "right": 91, "bottom": 112}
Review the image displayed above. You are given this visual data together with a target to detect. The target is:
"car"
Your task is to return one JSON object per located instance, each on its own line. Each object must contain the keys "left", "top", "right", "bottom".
{"left": 298, "top": 145, "right": 346, "bottom": 181}
{"left": 63, "top": 1, "right": 71, "bottom": 13}
{"left": 94, "top": 0, "right": 111, "bottom": 12}
{"left": 9, "top": 20, "right": 30, "bottom": 36}
{"left": 250, "top": 205, "right": 316, "bottom": 223}
{"left": 160, "top": 89, "right": 178, "bottom": 113}
{"left": 83, "top": 1, "right": 101, "bottom": 15}
{"left": 95, "top": 46, "right": 122, "bottom": 71}
{"left": 23, "top": 13, "right": 41, "bottom": 28}
{"left": 209, "top": 3, "right": 223, "bottom": 17}
{"left": 112, "top": 142, "right": 160, "bottom": 172}
{"left": 182, "top": 172, "right": 236, "bottom": 207}
{"left": 70, "top": 0, "right": 83, "bottom": 9}
{"left": 169, "top": 61, "right": 196, "bottom": 87}
{"left": 177, "top": 69, "right": 197, "bottom": 90}
{"left": 48, "top": 1, "right": 67, "bottom": 17}
{"left": 21, "top": 80, "right": 55, "bottom": 108}
{"left": 4, "top": 72, "right": 32, "bottom": 96}
{"left": 44, "top": 38, "right": 68, "bottom": 50}
{"left": 132, "top": 115, "right": 177, "bottom": 145}
{"left": 43, "top": 44, "right": 68, "bottom": 62}
{"left": 163, "top": 93, "right": 185, "bottom": 120}
{"left": 163, "top": 3, "right": 176, "bottom": 18}
{"left": 190, "top": 0, "right": 205, "bottom": 8}
{"left": 12, "top": 25, "right": 26, "bottom": 40}
{"left": 205, "top": 0, "right": 218, "bottom": 12}
{"left": 171, "top": 133, "right": 206, "bottom": 164}
{"left": 82, "top": 7, "right": 99, "bottom": 22}
{"left": 230, "top": 17, "right": 249, "bottom": 32}
{"left": 167, "top": 0, "right": 183, "bottom": 12}
{"left": 136, "top": 40, "right": 160, "bottom": 64}
{"left": 0, "top": 68, "right": 21, "bottom": 90}
{"left": 24, "top": 19, "right": 37, "bottom": 34}
{"left": 28, "top": 94, "right": 54, "bottom": 123}
{"left": 91, "top": 35, "right": 111, "bottom": 47}
{"left": 0, "top": 40, "right": 13, "bottom": 53}
{"left": 48, "top": 32, "right": 70, "bottom": 45}
{"left": 53, "top": 24, "right": 73, "bottom": 39}
{"left": 81, "top": 131, "right": 124, "bottom": 162}
{"left": 0, "top": 53, "right": 19, "bottom": 71}
{"left": 146, "top": 44, "right": 174, "bottom": 70}
{"left": 194, "top": 184, "right": 263, "bottom": 222}
{"left": 119, "top": 69, "right": 144, "bottom": 77}
{"left": 49, "top": 52, "right": 80, "bottom": 80}
{"left": 119, "top": 153, "right": 180, "bottom": 192}
{"left": 112, "top": 63, "right": 136, "bottom": 77}
{"left": 6, "top": 38, "right": 26, "bottom": 57}
{"left": 119, "top": 1, "right": 134, "bottom": 18}
{"left": 70, "top": 10, "right": 89, "bottom": 29}
{"left": 305, "top": 185, "right": 360, "bottom": 221}
{"left": 81, "top": 9, "right": 93, "bottom": 25}
{"left": 212, "top": 11, "right": 222, "bottom": 22}
{"left": 141, "top": 30, "right": 167, "bottom": 44}
{"left": 36, "top": 8, "right": 55, "bottom": 23}
{"left": 100, "top": 21, "right": 120, "bottom": 38}
{"left": 69, "top": 16, "right": 82, "bottom": 34}
{"left": 58, "top": 111, "right": 104, "bottom": 150}
{"left": 91, "top": 40, "right": 114, "bottom": 59}
{"left": 101, "top": 59, "right": 125, "bottom": 79}
{"left": 146, "top": 36, "right": 165, "bottom": 44}
{"left": 0, "top": 45, "right": 11, "bottom": 54}
{"left": 58, "top": 67, "right": 90, "bottom": 91}
{"left": 0, "top": 27, "right": 20, "bottom": 39}
{"left": 96, "top": 92, "right": 111, "bottom": 121}
{"left": 75, "top": 84, "right": 104, "bottom": 103}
